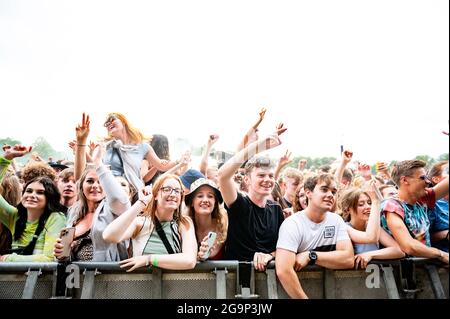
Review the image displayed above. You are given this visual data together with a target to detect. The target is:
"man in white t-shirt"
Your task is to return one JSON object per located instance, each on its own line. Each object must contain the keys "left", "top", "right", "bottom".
{"left": 276, "top": 173, "right": 354, "bottom": 299}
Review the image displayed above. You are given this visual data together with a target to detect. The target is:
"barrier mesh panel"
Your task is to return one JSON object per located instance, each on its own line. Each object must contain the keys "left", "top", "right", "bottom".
{"left": 334, "top": 270, "right": 388, "bottom": 299}
{"left": 0, "top": 274, "right": 53, "bottom": 299}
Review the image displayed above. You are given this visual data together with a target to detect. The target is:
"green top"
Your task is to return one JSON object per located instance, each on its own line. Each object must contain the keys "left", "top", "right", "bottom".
{"left": 142, "top": 221, "right": 177, "bottom": 255}
{"left": 0, "top": 157, "right": 66, "bottom": 262}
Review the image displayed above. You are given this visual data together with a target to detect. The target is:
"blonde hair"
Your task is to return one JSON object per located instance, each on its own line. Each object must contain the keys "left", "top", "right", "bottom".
{"left": 70, "top": 168, "right": 105, "bottom": 226}
{"left": 0, "top": 172, "right": 21, "bottom": 206}
{"left": 104, "top": 112, "right": 150, "bottom": 144}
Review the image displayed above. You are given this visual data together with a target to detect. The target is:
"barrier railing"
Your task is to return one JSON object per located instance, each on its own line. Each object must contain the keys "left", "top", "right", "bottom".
{"left": 0, "top": 258, "right": 447, "bottom": 299}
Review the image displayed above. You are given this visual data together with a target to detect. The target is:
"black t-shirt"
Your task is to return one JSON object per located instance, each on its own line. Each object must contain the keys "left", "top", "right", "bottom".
{"left": 224, "top": 192, "right": 284, "bottom": 261}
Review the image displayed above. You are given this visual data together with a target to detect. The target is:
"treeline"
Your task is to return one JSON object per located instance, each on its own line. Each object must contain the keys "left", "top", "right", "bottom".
{"left": 1, "top": 136, "right": 448, "bottom": 169}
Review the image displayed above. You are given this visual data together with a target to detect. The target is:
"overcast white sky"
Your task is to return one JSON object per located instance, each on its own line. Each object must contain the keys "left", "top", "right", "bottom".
{"left": 0, "top": 0, "right": 448, "bottom": 164}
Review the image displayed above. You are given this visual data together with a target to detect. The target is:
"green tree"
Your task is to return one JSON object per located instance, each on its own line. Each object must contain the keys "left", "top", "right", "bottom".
{"left": 31, "top": 137, "right": 57, "bottom": 161}
{"left": 0, "top": 137, "right": 22, "bottom": 147}
{"left": 415, "top": 155, "right": 435, "bottom": 166}
{"left": 437, "top": 153, "right": 449, "bottom": 161}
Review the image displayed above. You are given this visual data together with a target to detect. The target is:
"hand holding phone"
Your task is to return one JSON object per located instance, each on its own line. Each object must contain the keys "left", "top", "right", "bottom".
{"left": 59, "top": 227, "right": 75, "bottom": 259}
{"left": 200, "top": 232, "right": 217, "bottom": 261}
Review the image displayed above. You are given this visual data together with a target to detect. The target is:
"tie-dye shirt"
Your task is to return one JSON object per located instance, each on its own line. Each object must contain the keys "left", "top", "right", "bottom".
{"left": 380, "top": 189, "right": 435, "bottom": 247}
{"left": 0, "top": 157, "right": 66, "bottom": 262}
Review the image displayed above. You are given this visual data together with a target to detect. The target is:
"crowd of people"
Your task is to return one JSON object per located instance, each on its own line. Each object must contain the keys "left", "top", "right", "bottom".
{"left": 0, "top": 109, "right": 448, "bottom": 299}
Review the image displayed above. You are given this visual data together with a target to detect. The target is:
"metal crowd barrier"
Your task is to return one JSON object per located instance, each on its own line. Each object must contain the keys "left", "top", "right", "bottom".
{"left": 0, "top": 258, "right": 447, "bottom": 299}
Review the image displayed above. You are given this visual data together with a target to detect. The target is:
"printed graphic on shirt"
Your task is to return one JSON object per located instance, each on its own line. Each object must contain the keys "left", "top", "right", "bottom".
{"left": 324, "top": 226, "right": 335, "bottom": 239}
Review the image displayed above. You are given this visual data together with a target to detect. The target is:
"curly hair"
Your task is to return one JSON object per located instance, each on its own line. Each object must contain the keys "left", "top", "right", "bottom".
{"left": 21, "top": 162, "right": 57, "bottom": 185}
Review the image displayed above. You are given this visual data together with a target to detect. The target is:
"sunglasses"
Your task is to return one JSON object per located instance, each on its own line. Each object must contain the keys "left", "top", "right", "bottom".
{"left": 104, "top": 115, "right": 118, "bottom": 127}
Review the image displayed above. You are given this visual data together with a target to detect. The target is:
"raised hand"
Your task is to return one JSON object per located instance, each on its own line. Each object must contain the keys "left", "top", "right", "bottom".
{"left": 276, "top": 123, "right": 288, "bottom": 135}
{"left": 259, "top": 125, "right": 287, "bottom": 152}
{"left": 68, "top": 140, "right": 76, "bottom": 154}
{"left": 76, "top": 112, "right": 90, "bottom": 143}
{"left": 138, "top": 185, "right": 153, "bottom": 206}
{"left": 91, "top": 143, "right": 105, "bottom": 167}
{"left": 279, "top": 150, "right": 293, "bottom": 168}
{"left": 2, "top": 144, "right": 33, "bottom": 160}
{"left": 342, "top": 149, "right": 353, "bottom": 165}
{"left": 253, "top": 107, "right": 267, "bottom": 129}
{"left": 207, "top": 134, "right": 219, "bottom": 147}
{"left": 180, "top": 150, "right": 191, "bottom": 166}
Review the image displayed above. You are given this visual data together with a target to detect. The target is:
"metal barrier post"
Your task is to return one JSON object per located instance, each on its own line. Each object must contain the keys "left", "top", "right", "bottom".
{"left": 151, "top": 267, "right": 162, "bottom": 299}
{"left": 214, "top": 268, "right": 227, "bottom": 299}
{"left": 381, "top": 265, "right": 400, "bottom": 299}
{"left": 400, "top": 259, "right": 420, "bottom": 299}
{"left": 266, "top": 268, "right": 278, "bottom": 299}
{"left": 22, "top": 268, "right": 41, "bottom": 299}
{"left": 424, "top": 264, "right": 446, "bottom": 299}
{"left": 80, "top": 269, "right": 98, "bottom": 299}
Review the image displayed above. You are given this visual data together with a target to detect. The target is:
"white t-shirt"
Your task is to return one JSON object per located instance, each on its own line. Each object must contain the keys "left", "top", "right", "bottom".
{"left": 277, "top": 211, "right": 350, "bottom": 253}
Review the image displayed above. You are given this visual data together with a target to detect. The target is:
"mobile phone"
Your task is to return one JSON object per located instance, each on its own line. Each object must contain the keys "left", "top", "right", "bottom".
{"left": 201, "top": 232, "right": 217, "bottom": 261}
{"left": 59, "top": 227, "right": 75, "bottom": 258}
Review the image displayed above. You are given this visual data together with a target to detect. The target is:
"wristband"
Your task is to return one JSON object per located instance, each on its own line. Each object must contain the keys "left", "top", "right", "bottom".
{"left": 139, "top": 199, "right": 148, "bottom": 207}
{"left": 152, "top": 256, "right": 158, "bottom": 268}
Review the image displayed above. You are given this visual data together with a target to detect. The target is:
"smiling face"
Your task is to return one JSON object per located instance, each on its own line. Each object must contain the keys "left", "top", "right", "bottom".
{"left": 246, "top": 167, "right": 275, "bottom": 197}
{"left": 298, "top": 186, "right": 308, "bottom": 210}
{"left": 306, "top": 181, "right": 338, "bottom": 212}
{"left": 21, "top": 181, "right": 47, "bottom": 211}
{"left": 191, "top": 185, "right": 216, "bottom": 216}
{"left": 350, "top": 193, "right": 372, "bottom": 223}
{"left": 82, "top": 170, "right": 105, "bottom": 203}
{"left": 155, "top": 177, "right": 183, "bottom": 212}
{"left": 104, "top": 114, "right": 125, "bottom": 138}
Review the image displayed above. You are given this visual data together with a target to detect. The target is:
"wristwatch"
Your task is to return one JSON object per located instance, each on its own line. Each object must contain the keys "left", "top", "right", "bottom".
{"left": 308, "top": 251, "right": 318, "bottom": 265}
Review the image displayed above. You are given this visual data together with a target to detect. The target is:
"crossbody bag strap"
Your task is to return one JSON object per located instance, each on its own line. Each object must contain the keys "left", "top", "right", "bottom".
{"left": 8, "top": 215, "right": 49, "bottom": 255}
{"left": 154, "top": 218, "right": 175, "bottom": 254}
{"left": 111, "top": 146, "right": 124, "bottom": 168}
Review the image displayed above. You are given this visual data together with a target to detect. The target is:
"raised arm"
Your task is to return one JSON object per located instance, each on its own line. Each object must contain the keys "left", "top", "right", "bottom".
{"left": 335, "top": 150, "right": 352, "bottom": 189}
{"left": 145, "top": 146, "right": 177, "bottom": 172}
{"left": 199, "top": 134, "right": 219, "bottom": 175}
{"left": 236, "top": 108, "right": 266, "bottom": 152}
{"left": 92, "top": 144, "right": 130, "bottom": 216}
{"left": 218, "top": 125, "right": 287, "bottom": 207}
{"left": 274, "top": 150, "right": 292, "bottom": 181}
{"left": 346, "top": 180, "right": 381, "bottom": 244}
{"left": 433, "top": 175, "right": 449, "bottom": 201}
{"left": 74, "top": 113, "right": 90, "bottom": 181}
{"left": 1, "top": 146, "right": 32, "bottom": 229}
{"left": 160, "top": 151, "right": 190, "bottom": 177}
{"left": 103, "top": 186, "right": 152, "bottom": 243}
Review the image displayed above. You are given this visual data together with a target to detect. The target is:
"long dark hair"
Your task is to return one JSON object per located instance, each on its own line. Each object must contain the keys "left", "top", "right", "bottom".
{"left": 14, "top": 176, "right": 64, "bottom": 241}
